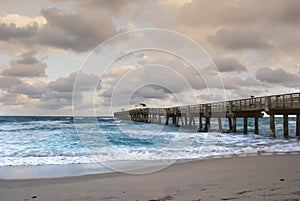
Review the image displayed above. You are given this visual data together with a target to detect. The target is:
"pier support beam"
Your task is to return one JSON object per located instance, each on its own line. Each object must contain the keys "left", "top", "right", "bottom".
{"left": 254, "top": 117, "right": 259, "bottom": 134}
{"left": 232, "top": 117, "right": 237, "bottom": 133}
{"left": 244, "top": 117, "right": 248, "bottom": 134}
{"left": 283, "top": 114, "right": 289, "bottom": 138}
{"left": 228, "top": 118, "right": 233, "bottom": 131}
{"left": 192, "top": 116, "right": 195, "bottom": 126}
{"left": 165, "top": 115, "right": 169, "bottom": 125}
{"left": 184, "top": 113, "right": 188, "bottom": 126}
{"left": 218, "top": 117, "right": 222, "bottom": 131}
{"left": 205, "top": 117, "right": 210, "bottom": 131}
{"left": 297, "top": 114, "right": 300, "bottom": 137}
{"left": 199, "top": 114, "right": 203, "bottom": 129}
{"left": 270, "top": 114, "right": 275, "bottom": 137}
{"left": 172, "top": 116, "right": 176, "bottom": 124}
{"left": 151, "top": 114, "right": 154, "bottom": 123}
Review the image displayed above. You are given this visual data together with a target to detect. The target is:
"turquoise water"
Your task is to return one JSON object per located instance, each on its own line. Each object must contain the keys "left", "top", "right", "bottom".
{"left": 0, "top": 116, "right": 299, "bottom": 167}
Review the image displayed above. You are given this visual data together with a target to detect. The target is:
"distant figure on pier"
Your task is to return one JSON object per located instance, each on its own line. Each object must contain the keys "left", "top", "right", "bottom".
{"left": 135, "top": 103, "right": 147, "bottom": 107}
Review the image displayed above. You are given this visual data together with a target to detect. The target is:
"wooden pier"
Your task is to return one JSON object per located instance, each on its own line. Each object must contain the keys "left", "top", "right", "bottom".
{"left": 114, "top": 92, "right": 300, "bottom": 137}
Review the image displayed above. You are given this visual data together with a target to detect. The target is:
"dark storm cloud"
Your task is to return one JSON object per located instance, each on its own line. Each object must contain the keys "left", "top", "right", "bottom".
{"left": 214, "top": 57, "right": 247, "bottom": 72}
{"left": 255, "top": 67, "right": 300, "bottom": 87}
{"left": 1, "top": 52, "right": 46, "bottom": 77}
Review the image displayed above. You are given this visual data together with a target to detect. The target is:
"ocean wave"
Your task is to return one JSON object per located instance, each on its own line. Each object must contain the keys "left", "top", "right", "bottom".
{"left": 1, "top": 116, "right": 300, "bottom": 167}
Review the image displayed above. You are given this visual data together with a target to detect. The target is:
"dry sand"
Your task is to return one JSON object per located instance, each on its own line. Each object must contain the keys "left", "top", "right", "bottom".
{"left": 1, "top": 154, "right": 300, "bottom": 201}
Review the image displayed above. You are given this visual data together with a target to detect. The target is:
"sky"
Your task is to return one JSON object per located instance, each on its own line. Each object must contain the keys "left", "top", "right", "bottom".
{"left": 0, "top": 0, "right": 299, "bottom": 116}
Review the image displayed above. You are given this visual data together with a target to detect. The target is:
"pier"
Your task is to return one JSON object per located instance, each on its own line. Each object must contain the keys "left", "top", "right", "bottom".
{"left": 114, "top": 92, "right": 300, "bottom": 137}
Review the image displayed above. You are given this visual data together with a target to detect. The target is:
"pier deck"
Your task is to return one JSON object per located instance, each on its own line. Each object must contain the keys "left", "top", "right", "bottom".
{"left": 114, "top": 92, "right": 300, "bottom": 137}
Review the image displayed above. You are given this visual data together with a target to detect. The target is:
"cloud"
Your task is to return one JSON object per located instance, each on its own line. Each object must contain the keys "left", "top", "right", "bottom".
{"left": 0, "top": 75, "right": 47, "bottom": 99}
{"left": 0, "top": 69, "right": 100, "bottom": 113}
{"left": 176, "top": 0, "right": 300, "bottom": 27}
{"left": 131, "top": 84, "right": 169, "bottom": 99}
{"left": 171, "top": 0, "right": 300, "bottom": 60}
{"left": 208, "top": 28, "right": 273, "bottom": 50}
{"left": 36, "top": 7, "right": 117, "bottom": 52}
{"left": 0, "top": 6, "right": 118, "bottom": 52}
{"left": 255, "top": 67, "right": 300, "bottom": 87}
{"left": 0, "top": 90, "right": 20, "bottom": 105}
{"left": 0, "top": 76, "right": 22, "bottom": 89}
{"left": 233, "top": 88, "right": 265, "bottom": 99}
{"left": 77, "top": 0, "right": 144, "bottom": 14}
{"left": 1, "top": 51, "right": 47, "bottom": 77}
{"left": 0, "top": 88, "right": 35, "bottom": 107}
{"left": 11, "top": 81, "right": 47, "bottom": 99}
{"left": 214, "top": 57, "right": 247, "bottom": 72}
{"left": 39, "top": 71, "right": 99, "bottom": 111}
{"left": 271, "top": 0, "right": 300, "bottom": 24}
{"left": 0, "top": 14, "right": 46, "bottom": 28}
{"left": 48, "top": 71, "right": 100, "bottom": 92}
{"left": 0, "top": 23, "right": 38, "bottom": 41}
{"left": 176, "top": 0, "right": 265, "bottom": 27}
{"left": 38, "top": 94, "right": 76, "bottom": 111}
{"left": 222, "top": 76, "right": 263, "bottom": 90}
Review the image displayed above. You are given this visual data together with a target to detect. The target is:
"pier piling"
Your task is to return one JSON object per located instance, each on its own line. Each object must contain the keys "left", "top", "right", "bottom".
{"left": 255, "top": 117, "right": 259, "bottom": 134}
{"left": 218, "top": 117, "right": 222, "bottom": 131}
{"left": 297, "top": 114, "right": 300, "bottom": 137}
{"left": 244, "top": 117, "right": 248, "bottom": 134}
{"left": 283, "top": 114, "right": 289, "bottom": 138}
{"left": 228, "top": 118, "right": 233, "bottom": 131}
{"left": 232, "top": 117, "right": 237, "bottom": 133}
{"left": 270, "top": 114, "right": 275, "bottom": 137}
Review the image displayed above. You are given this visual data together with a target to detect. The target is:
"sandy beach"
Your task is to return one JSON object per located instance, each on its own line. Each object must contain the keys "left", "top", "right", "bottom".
{"left": 0, "top": 154, "right": 300, "bottom": 201}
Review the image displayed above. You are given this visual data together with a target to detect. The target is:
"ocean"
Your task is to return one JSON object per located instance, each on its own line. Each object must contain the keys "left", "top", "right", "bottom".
{"left": 1, "top": 116, "right": 300, "bottom": 177}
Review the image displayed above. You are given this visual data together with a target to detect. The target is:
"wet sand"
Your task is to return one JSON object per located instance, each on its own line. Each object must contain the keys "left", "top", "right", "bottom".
{"left": 1, "top": 154, "right": 300, "bottom": 201}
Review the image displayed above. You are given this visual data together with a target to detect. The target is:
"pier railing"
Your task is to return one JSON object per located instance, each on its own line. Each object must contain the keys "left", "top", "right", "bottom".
{"left": 268, "top": 92, "right": 300, "bottom": 109}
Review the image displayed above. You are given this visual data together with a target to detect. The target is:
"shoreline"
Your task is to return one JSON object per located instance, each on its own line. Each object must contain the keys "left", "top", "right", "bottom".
{"left": 1, "top": 151, "right": 300, "bottom": 180}
{"left": 1, "top": 154, "right": 300, "bottom": 200}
